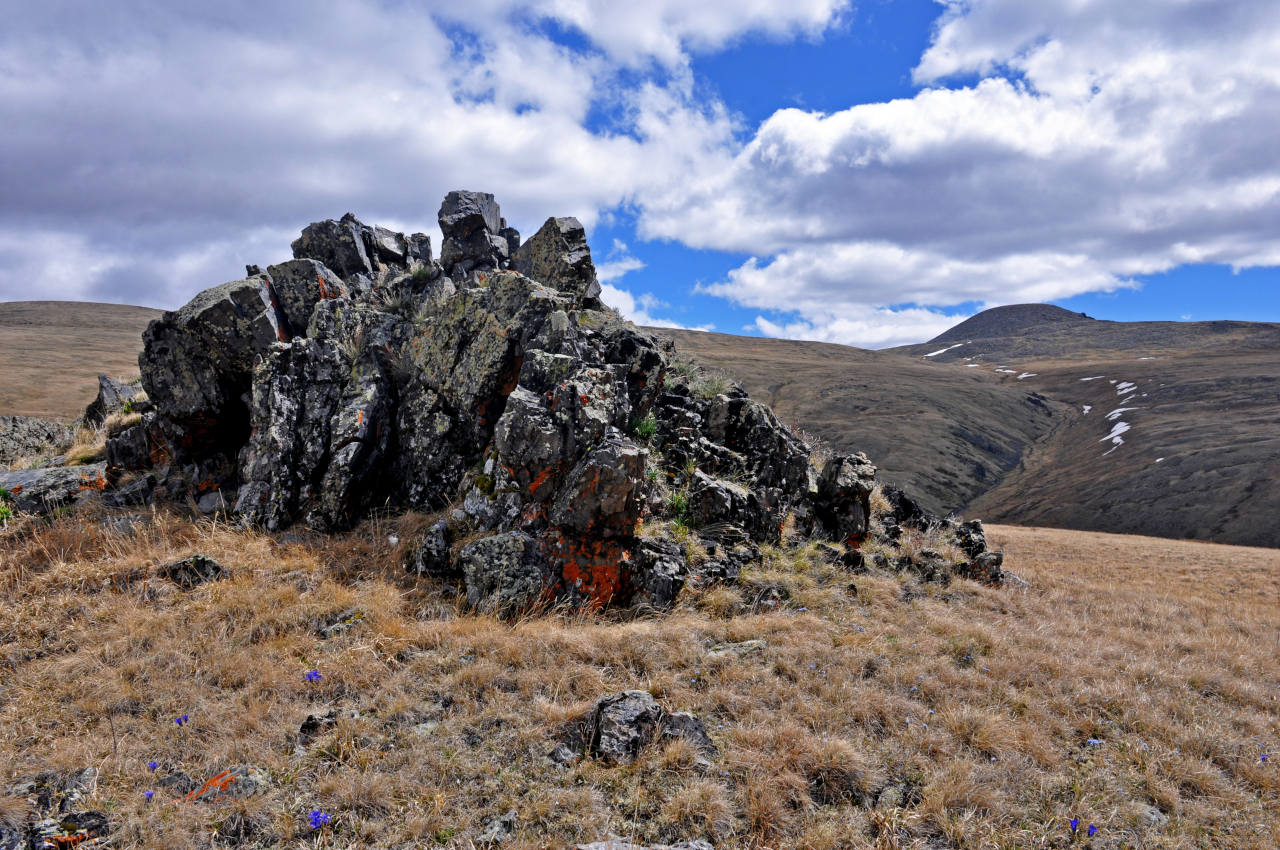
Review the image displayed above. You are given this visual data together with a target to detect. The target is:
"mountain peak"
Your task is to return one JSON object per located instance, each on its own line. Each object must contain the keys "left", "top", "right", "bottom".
{"left": 930, "top": 304, "right": 1094, "bottom": 344}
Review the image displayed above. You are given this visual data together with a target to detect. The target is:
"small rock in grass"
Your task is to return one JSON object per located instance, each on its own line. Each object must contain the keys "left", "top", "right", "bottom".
{"left": 160, "top": 554, "right": 227, "bottom": 589}
{"left": 476, "top": 809, "right": 518, "bottom": 845}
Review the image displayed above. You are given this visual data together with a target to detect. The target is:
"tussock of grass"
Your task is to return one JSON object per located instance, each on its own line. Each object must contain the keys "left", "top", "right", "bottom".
{"left": 0, "top": 511, "right": 1277, "bottom": 848}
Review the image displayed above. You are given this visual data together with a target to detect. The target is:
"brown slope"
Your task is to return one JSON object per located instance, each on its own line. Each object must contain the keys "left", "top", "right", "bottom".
{"left": 650, "top": 329, "right": 1071, "bottom": 518}
{"left": 655, "top": 312, "right": 1280, "bottom": 549}
{"left": 0, "top": 301, "right": 160, "bottom": 420}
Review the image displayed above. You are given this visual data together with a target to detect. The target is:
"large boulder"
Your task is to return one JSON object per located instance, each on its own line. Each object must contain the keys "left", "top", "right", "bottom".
{"left": 460, "top": 531, "right": 552, "bottom": 614}
{"left": 813, "top": 453, "right": 878, "bottom": 546}
{"left": 438, "top": 190, "right": 518, "bottom": 279}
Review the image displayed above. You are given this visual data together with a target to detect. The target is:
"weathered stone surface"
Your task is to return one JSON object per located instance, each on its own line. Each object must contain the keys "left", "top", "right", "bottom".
{"left": 180, "top": 765, "right": 269, "bottom": 804}
{"left": 813, "top": 453, "right": 877, "bottom": 545}
{"left": 83, "top": 375, "right": 144, "bottom": 427}
{"left": 882, "top": 484, "right": 929, "bottom": 531}
{"left": 105, "top": 421, "right": 151, "bottom": 477}
{"left": 6, "top": 768, "right": 107, "bottom": 850}
{"left": 460, "top": 532, "right": 551, "bottom": 614}
{"left": 514, "top": 216, "right": 602, "bottom": 303}
{"left": 160, "top": 554, "right": 227, "bottom": 589}
{"left": 631, "top": 536, "right": 688, "bottom": 609}
{"left": 139, "top": 276, "right": 282, "bottom": 467}
{"left": 549, "top": 438, "right": 645, "bottom": 536}
{"left": 263, "top": 258, "right": 347, "bottom": 336}
{"left": 439, "top": 190, "right": 510, "bottom": 278}
{"left": 405, "top": 519, "right": 454, "bottom": 576}
{"left": 0, "top": 415, "right": 74, "bottom": 467}
{"left": 585, "top": 690, "right": 666, "bottom": 765}
{"left": 0, "top": 464, "right": 107, "bottom": 514}
{"left": 290, "top": 213, "right": 421, "bottom": 288}
{"left": 477, "top": 809, "right": 519, "bottom": 845}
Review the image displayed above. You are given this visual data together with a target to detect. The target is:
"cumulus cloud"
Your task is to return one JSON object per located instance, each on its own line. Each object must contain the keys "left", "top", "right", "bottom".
{"left": 640, "top": 0, "right": 1280, "bottom": 344}
{"left": 599, "top": 284, "right": 711, "bottom": 331}
{"left": 0, "top": 0, "right": 831, "bottom": 308}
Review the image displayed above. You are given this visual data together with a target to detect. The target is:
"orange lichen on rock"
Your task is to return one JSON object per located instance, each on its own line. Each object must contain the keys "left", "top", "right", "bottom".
{"left": 544, "top": 530, "right": 630, "bottom": 609}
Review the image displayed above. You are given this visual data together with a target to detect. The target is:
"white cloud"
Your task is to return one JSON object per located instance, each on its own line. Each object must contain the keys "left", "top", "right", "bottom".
{"left": 633, "top": 0, "right": 1280, "bottom": 345}
{"left": 599, "top": 284, "right": 711, "bottom": 331}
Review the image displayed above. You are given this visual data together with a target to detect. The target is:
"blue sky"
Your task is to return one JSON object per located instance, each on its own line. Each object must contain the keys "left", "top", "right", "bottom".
{"left": 3, "top": 0, "right": 1279, "bottom": 345}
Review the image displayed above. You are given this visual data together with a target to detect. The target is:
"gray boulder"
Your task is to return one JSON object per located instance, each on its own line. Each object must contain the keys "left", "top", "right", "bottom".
{"left": 813, "top": 453, "right": 878, "bottom": 545}
{"left": 566, "top": 691, "right": 718, "bottom": 767}
{"left": 264, "top": 258, "right": 347, "bottom": 336}
{"left": 439, "top": 190, "right": 512, "bottom": 278}
{"left": 0, "top": 464, "right": 107, "bottom": 514}
{"left": 83, "top": 375, "right": 144, "bottom": 427}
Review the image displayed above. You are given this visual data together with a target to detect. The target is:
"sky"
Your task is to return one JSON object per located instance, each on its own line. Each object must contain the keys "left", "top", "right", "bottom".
{"left": 2, "top": 0, "right": 1279, "bottom": 348}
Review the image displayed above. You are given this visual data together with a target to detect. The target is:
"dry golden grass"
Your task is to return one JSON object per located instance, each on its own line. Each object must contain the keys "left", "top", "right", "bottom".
{"left": 0, "top": 510, "right": 1276, "bottom": 849}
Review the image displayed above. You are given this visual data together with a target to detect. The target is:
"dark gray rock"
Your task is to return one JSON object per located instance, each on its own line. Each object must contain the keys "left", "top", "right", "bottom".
{"left": 290, "top": 213, "right": 418, "bottom": 287}
{"left": 0, "top": 463, "right": 107, "bottom": 514}
{"left": 139, "top": 276, "right": 283, "bottom": 468}
{"left": 955, "top": 519, "right": 988, "bottom": 559}
{"left": 882, "top": 485, "right": 929, "bottom": 531}
{"left": 0, "top": 415, "right": 74, "bottom": 467}
{"left": 631, "top": 536, "right": 688, "bottom": 609}
{"left": 514, "top": 216, "right": 602, "bottom": 304}
{"left": 460, "top": 532, "right": 551, "bottom": 614}
{"left": 549, "top": 438, "right": 645, "bottom": 537}
{"left": 585, "top": 690, "right": 666, "bottom": 765}
{"left": 6, "top": 768, "right": 108, "bottom": 850}
{"left": 813, "top": 453, "right": 878, "bottom": 545}
{"left": 405, "top": 519, "right": 455, "bottom": 576}
{"left": 161, "top": 554, "right": 227, "bottom": 589}
{"left": 263, "top": 258, "right": 347, "bottom": 336}
{"left": 439, "top": 190, "right": 510, "bottom": 278}
{"left": 83, "top": 375, "right": 144, "bottom": 427}
{"left": 102, "top": 473, "right": 156, "bottom": 508}
{"left": 105, "top": 421, "right": 152, "bottom": 476}
{"left": 179, "top": 765, "right": 270, "bottom": 804}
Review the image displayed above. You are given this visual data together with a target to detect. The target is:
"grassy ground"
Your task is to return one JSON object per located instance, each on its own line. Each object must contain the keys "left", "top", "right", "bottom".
{"left": 0, "top": 509, "right": 1276, "bottom": 849}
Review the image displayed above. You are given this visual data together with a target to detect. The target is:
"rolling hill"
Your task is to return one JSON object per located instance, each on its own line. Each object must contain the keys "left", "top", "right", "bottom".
{"left": 2, "top": 300, "right": 1277, "bottom": 547}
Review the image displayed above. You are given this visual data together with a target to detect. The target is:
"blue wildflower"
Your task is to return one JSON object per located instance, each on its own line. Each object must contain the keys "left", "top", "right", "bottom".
{"left": 1088, "top": 824, "right": 1098, "bottom": 837}
{"left": 309, "top": 809, "right": 331, "bottom": 829}
{"left": 1069, "top": 817, "right": 1079, "bottom": 833}
{"left": 304, "top": 669, "right": 322, "bottom": 683}
{"left": 174, "top": 715, "right": 189, "bottom": 727}
{"left": 1086, "top": 738, "right": 1103, "bottom": 747}
{"left": 145, "top": 790, "right": 154, "bottom": 802}
{"left": 1262, "top": 753, "right": 1270, "bottom": 763}
{"left": 147, "top": 761, "right": 158, "bottom": 771}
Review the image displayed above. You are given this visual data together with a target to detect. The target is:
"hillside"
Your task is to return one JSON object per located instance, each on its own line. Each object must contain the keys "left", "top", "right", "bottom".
{"left": 0, "top": 301, "right": 161, "bottom": 420}
{"left": 2, "top": 506, "right": 1277, "bottom": 848}
{"left": 657, "top": 308, "right": 1280, "bottom": 548}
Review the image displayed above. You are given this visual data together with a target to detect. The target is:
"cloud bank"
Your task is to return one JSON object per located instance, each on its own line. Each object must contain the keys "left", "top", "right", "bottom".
{"left": 2, "top": 0, "right": 1277, "bottom": 347}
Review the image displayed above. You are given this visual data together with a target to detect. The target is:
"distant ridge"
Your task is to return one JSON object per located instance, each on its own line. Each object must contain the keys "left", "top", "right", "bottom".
{"left": 929, "top": 303, "right": 1094, "bottom": 344}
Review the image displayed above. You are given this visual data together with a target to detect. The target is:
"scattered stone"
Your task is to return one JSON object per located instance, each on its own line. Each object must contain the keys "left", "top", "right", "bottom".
{"left": 296, "top": 708, "right": 360, "bottom": 748}
{"left": 160, "top": 554, "right": 227, "bottom": 589}
{"left": 318, "top": 608, "right": 366, "bottom": 638}
{"left": 156, "top": 772, "right": 200, "bottom": 796}
{"left": 0, "top": 415, "right": 74, "bottom": 466}
{"left": 83, "top": 375, "right": 144, "bottom": 427}
{"left": 565, "top": 691, "right": 718, "bottom": 767}
{"left": 707, "top": 639, "right": 767, "bottom": 660}
{"left": 476, "top": 809, "right": 519, "bottom": 845}
{"left": 405, "top": 519, "right": 455, "bottom": 576}
{"left": 196, "top": 490, "right": 229, "bottom": 515}
{"left": 180, "top": 766, "right": 269, "bottom": 804}
{"left": 102, "top": 473, "right": 155, "bottom": 508}
{"left": 574, "top": 841, "right": 715, "bottom": 850}
{"left": 6, "top": 768, "right": 107, "bottom": 850}
{"left": 0, "top": 463, "right": 107, "bottom": 514}
{"left": 954, "top": 519, "right": 989, "bottom": 559}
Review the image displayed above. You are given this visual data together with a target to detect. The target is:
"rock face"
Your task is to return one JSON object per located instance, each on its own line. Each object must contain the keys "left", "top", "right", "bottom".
{"left": 0, "top": 416, "right": 74, "bottom": 467}
{"left": 102, "top": 189, "right": 996, "bottom": 609}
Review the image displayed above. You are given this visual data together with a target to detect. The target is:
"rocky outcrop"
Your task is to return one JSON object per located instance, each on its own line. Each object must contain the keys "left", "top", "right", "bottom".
{"left": 5, "top": 767, "right": 109, "bottom": 850}
{"left": 98, "top": 188, "right": 999, "bottom": 609}
{"left": 0, "top": 416, "right": 74, "bottom": 467}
